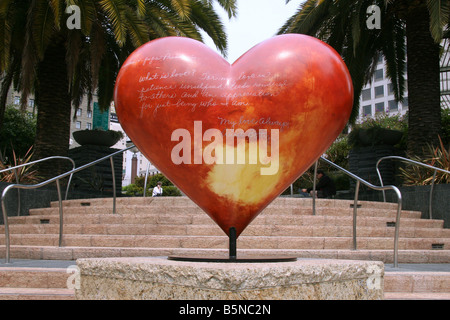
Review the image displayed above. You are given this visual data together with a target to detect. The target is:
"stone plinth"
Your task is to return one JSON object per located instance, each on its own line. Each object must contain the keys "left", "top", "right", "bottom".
{"left": 75, "top": 257, "right": 384, "bottom": 300}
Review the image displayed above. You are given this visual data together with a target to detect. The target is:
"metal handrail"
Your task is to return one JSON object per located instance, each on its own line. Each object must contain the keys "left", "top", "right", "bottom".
{"left": 1, "top": 145, "right": 135, "bottom": 263}
{"left": 0, "top": 156, "right": 76, "bottom": 216}
{"left": 143, "top": 161, "right": 151, "bottom": 197}
{"left": 376, "top": 155, "right": 450, "bottom": 220}
{"left": 312, "top": 156, "right": 403, "bottom": 268}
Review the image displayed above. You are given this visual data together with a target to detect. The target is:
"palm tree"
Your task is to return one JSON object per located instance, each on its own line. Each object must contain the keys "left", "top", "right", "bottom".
{"left": 279, "top": 0, "right": 446, "bottom": 157}
{"left": 0, "top": 0, "right": 237, "bottom": 180}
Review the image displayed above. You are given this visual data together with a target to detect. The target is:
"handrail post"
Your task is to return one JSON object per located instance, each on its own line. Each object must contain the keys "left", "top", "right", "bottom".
{"left": 110, "top": 157, "right": 116, "bottom": 214}
{"left": 64, "top": 167, "right": 75, "bottom": 201}
{"left": 1, "top": 186, "right": 12, "bottom": 263}
{"left": 13, "top": 168, "right": 21, "bottom": 216}
{"left": 312, "top": 161, "right": 318, "bottom": 216}
{"left": 352, "top": 180, "right": 360, "bottom": 250}
{"left": 55, "top": 179, "right": 64, "bottom": 247}
{"left": 143, "top": 162, "right": 150, "bottom": 198}
{"left": 393, "top": 186, "right": 402, "bottom": 268}
{"left": 429, "top": 170, "right": 436, "bottom": 220}
{"left": 375, "top": 159, "right": 386, "bottom": 202}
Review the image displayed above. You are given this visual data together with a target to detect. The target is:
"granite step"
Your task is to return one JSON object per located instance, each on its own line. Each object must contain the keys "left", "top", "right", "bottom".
{"left": 31, "top": 205, "right": 423, "bottom": 219}
{"left": 2, "top": 246, "right": 450, "bottom": 263}
{"left": 7, "top": 213, "right": 443, "bottom": 229}
{"left": 0, "top": 287, "right": 75, "bottom": 300}
{"left": 0, "top": 267, "right": 75, "bottom": 300}
{"left": 1, "top": 234, "right": 450, "bottom": 251}
{"left": 49, "top": 197, "right": 402, "bottom": 210}
{"left": 4, "top": 223, "right": 450, "bottom": 239}
{"left": 384, "top": 272, "right": 450, "bottom": 300}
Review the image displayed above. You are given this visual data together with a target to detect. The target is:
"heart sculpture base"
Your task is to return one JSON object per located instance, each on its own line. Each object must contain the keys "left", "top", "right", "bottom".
{"left": 75, "top": 257, "right": 384, "bottom": 300}
{"left": 168, "top": 227, "right": 297, "bottom": 263}
{"left": 167, "top": 255, "right": 298, "bottom": 263}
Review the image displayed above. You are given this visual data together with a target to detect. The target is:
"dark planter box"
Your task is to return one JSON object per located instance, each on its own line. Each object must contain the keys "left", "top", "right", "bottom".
{"left": 349, "top": 145, "right": 402, "bottom": 187}
{"left": 68, "top": 145, "right": 123, "bottom": 197}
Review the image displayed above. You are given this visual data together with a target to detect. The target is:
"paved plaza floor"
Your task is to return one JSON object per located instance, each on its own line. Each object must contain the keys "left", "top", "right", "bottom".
{"left": 1, "top": 258, "right": 449, "bottom": 273}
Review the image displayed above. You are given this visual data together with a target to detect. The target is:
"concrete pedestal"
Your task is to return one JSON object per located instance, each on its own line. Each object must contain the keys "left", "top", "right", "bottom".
{"left": 75, "top": 257, "right": 384, "bottom": 300}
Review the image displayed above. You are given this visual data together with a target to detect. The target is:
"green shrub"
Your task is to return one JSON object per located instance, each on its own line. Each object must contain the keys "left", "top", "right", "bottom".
{"left": 123, "top": 173, "right": 181, "bottom": 197}
{"left": 0, "top": 106, "right": 36, "bottom": 161}
{"left": 122, "top": 183, "right": 143, "bottom": 196}
{"left": 441, "top": 108, "right": 450, "bottom": 146}
{"left": 161, "top": 186, "right": 182, "bottom": 196}
{"left": 324, "top": 135, "right": 350, "bottom": 169}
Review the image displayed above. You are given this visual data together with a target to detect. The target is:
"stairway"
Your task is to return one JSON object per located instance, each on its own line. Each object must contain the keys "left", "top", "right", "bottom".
{"left": 0, "top": 196, "right": 449, "bottom": 300}
{"left": 1, "top": 196, "right": 449, "bottom": 262}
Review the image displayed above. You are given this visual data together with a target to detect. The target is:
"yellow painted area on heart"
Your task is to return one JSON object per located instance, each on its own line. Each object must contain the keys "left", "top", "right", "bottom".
{"left": 206, "top": 162, "right": 282, "bottom": 205}
{"left": 205, "top": 140, "right": 286, "bottom": 205}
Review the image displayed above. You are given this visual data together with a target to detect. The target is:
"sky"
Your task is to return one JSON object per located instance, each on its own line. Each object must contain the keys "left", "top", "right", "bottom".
{"left": 204, "top": 0, "right": 305, "bottom": 63}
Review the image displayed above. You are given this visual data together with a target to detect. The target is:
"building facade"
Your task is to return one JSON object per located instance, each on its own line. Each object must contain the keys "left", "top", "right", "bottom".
{"left": 357, "top": 55, "right": 409, "bottom": 122}
{"left": 358, "top": 39, "right": 450, "bottom": 122}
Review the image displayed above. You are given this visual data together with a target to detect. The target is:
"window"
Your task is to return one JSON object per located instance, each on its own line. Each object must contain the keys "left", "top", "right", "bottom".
{"left": 76, "top": 108, "right": 82, "bottom": 117}
{"left": 375, "top": 102, "right": 385, "bottom": 113}
{"left": 87, "top": 110, "right": 92, "bottom": 118}
{"left": 388, "top": 100, "right": 398, "bottom": 112}
{"left": 28, "top": 99, "right": 35, "bottom": 107}
{"left": 388, "top": 83, "right": 395, "bottom": 95}
{"left": 402, "top": 97, "right": 409, "bottom": 109}
{"left": 76, "top": 121, "right": 81, "bottom": 129}
{"left": 377, "top": 55, "right": 383, "bottom": 64}
{"left": 361, "top": 88, "right": 371, "bottom": 101}
{"left": 375, "top": 85, "right": 384, "bottom": 98}
{"left": 86, "top": 123, "right": 92, "bottom": 129}
{"left": 363, "top": 105, "right": 372, "bottom": 116}
{"left": 374, "top": 69, "right": 383, "bottom": 81}
{"left": 14, "top": 96, "right": 20, "bottom": 105}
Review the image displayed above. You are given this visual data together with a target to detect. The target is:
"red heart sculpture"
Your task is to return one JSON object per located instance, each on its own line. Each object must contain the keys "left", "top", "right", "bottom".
{"left": 114, "top": 35, "right": 353, "bottom": 238}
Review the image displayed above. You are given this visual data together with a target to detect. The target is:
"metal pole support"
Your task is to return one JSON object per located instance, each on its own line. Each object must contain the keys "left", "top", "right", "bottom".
{"left": 229, "top": 227, "right": 237, "bottom": 260}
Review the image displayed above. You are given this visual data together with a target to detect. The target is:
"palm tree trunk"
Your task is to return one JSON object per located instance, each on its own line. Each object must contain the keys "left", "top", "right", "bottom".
{"left": 406, "top": 6, "right": 441, "bottom": 157}
{"left": 0, "top": 57, "right": 18, "bottom": 132}
{"left": 33, "top": 35, "right": 71, "bottom": 181}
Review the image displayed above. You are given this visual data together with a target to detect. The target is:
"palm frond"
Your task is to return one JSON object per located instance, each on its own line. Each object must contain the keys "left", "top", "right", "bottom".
{"left": 124, "top": 6, "right": 150, "bottom": 48}
{"left": 136, "top": 0, "right": 146, "bottom": 17}
{"left": 382, "top": 17, "right": 406, "bottom": 102}
{"left": 48, "top": 0, "right": 63, "bottom": 30}
{"left": 213, "top": 0, "right": 238, "bottom": 18}
{"left": 99, "top": 0, "right": 128, "bottom": 46}
{"left": 189, "top": 0, "right": 227, "bottom": 55}
{"left": 427, "top": 0, "right": 450, "bottom": 43}
{"left": 70, "top": 0, "right": 97, "bottom": 36}
{"left": 31, "top": 0, "right": 57, "bottom": 59}
{"left": 279, "top": 0, "right": 330, "bottom": 36}
{"left": 170, "top": 0, "right": 191, "bottom": 19}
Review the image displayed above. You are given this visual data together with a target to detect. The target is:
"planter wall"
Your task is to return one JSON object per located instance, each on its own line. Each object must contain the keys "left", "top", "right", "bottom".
{"left": 68, "top": 145, "right": 123, "bottom": 197}
{"left": 348, "top": 145, "right": 401, "bottom": 187}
